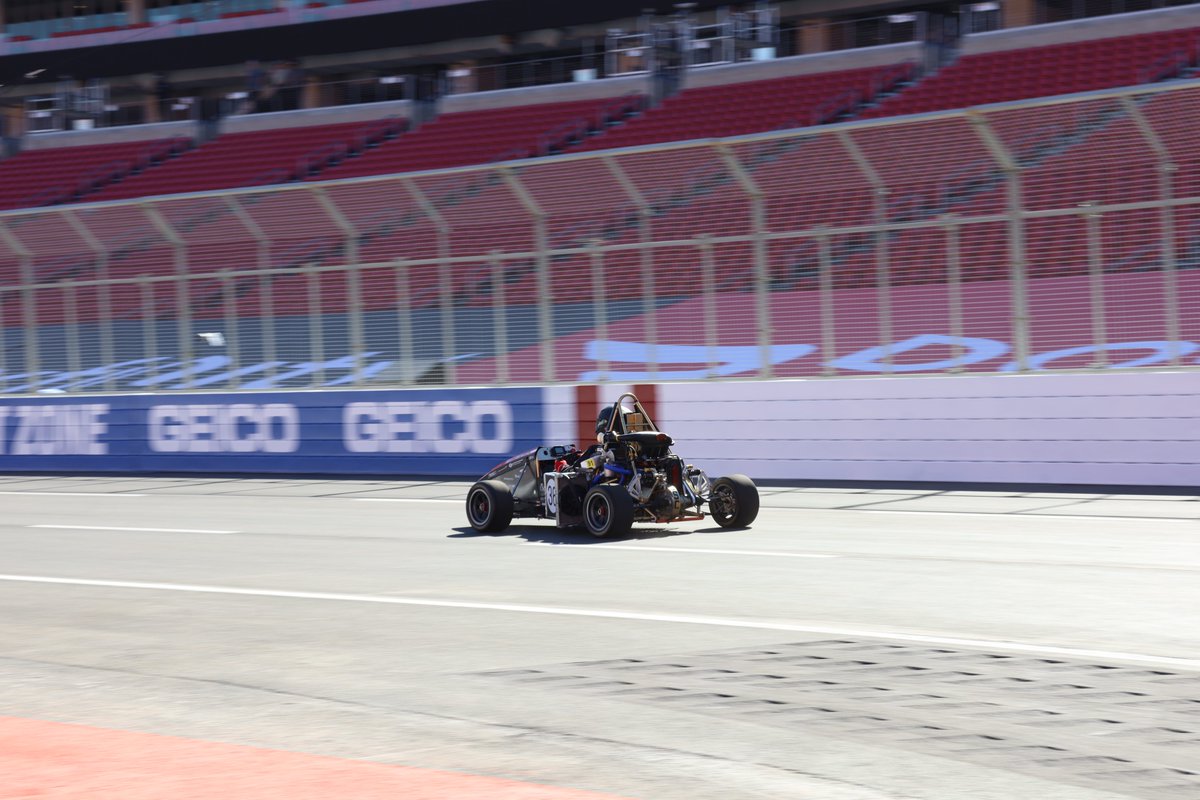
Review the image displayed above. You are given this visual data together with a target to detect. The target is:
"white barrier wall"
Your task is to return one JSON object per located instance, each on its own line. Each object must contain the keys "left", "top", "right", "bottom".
{"left": 654, "top": 371, "right": 1200, "bottom": 487}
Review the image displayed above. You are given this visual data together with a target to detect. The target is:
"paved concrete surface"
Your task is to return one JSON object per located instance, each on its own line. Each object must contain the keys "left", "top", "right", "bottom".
{"left": 0, "top": 476, "right": 1197, "bottom": 799}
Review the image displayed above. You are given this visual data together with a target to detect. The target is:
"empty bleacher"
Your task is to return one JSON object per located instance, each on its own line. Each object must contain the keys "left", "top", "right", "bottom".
{"left": 84, "top": 118, "right": 404, "bottom": 203}
{"left": 566, "top": 63, "right": 915, "bottom": 153}
{"left": 313, "top": 95, "right": 646, "bottom": 180}
{"left": 0, "top": 137, "right": 190, "bottom": 210}
{"left": 860, "top": 27, "right": 1200, "bottom": 119}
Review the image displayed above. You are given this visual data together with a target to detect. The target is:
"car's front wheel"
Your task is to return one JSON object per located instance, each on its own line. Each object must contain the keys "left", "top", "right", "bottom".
{"left": 583, "top": 484, "right": 634, "bottom": 538}
{"left": 709, "top": 474, "right": 759, "bottom": 528}
{"left": 465, "top": 480, "right": 514, "bottom": 533}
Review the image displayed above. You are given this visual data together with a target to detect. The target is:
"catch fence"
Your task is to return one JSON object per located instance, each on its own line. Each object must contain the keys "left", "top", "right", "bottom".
{"left": 1, "top": 78, "right": 1199, "bottom": 394}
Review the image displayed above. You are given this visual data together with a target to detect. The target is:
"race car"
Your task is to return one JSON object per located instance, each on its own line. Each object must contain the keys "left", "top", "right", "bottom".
{"left": 465, "top": 393, "right": 759, "bottom": 537}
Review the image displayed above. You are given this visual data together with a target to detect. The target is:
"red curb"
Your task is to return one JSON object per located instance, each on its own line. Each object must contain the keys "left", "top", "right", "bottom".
{"left": 0, "top": 716, "right": 635, "bottom": 800}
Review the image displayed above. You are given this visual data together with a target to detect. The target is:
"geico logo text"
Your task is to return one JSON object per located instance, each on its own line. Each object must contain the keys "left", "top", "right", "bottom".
{"left": 343, "top": 401, "right": 513, "bottom": 454}
{"left": 148, "top": 403, "right": 300, "bottom": 453}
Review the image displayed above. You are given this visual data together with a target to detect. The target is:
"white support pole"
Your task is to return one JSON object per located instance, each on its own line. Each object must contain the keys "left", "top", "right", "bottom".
{"left": 601, "top": 154, "right": 657, "bottom": 381}
{"left": 500, "top": 167, "right": 554, "bottom": 383}
{"left": 490, "top": 249, "right": 509, "bottom": 384}
{"left": 1083, "top": 203, "right": 1109, "bottom": 367}
{"left": 0, "top": 221, "right": 37, "bottom": 384}
{"left": 943, "top": 214, "right": 965, "bottom": 371}
{"left": 715, "top": 142, "right": 773, "bottom": 378}
{"left": 313, "top": 186, "right": 365, "bottom": 386}
{"left": 223, "top": 195, "right": 276, "bottom": 384}
{"left": 969, "top": 111, "right": 1030, "bottom": 373}
{"left": 395, "top": 259, "right": 414, "bottom": 386}
{"left": 697, "top": 234, "right": 719, "bottom": 378}
{"left": 837, "top": 129, "right": 893, "bottom": 369}
{"left": 816, "top": 227, "right": 836, "bottom": 376}
{"left": 138, "top": 276, "right": 157, "bottom": 387}
{"left": 218, "top": 269, "right": 241, "bottom": 387}
{"left": 588, "top": 238, "right": 609, "bottom": 382}
{"left": 142, "top": 202, "right": 194, "bottom": 388}
{"left": 62, "top": 209, "right": 114, "bottom": 388}
{"left": 401, "top": 176, "right": 457, "bottom": 385}
{"left": 1121, "top": 95, "right": 1182, "bottom": 366}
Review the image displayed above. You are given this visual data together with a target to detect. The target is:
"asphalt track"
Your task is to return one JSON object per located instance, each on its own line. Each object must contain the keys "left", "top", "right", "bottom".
{"left": 1, "top": 475, "right": 1198, "bottom": 800}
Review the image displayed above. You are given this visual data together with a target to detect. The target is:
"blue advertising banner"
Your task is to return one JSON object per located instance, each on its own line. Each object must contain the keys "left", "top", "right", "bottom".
{"left": 0, "top": 387, "right": 544, "bottom": 476}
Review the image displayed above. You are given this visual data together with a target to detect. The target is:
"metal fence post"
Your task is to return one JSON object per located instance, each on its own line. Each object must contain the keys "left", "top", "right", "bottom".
{"left": 489, "top": 249, "right": 510, "bottom": 384}
{"left": 969, "top": 111, "right": 1031, "bottom": 372}
{"left": 1082, "top": 203, "right": 1109, "bottom": 367}
{"left": 138, "top": 276, "right": 157, "bottom": 387}
{"left": 394, "top": 258, "right": 414, "bottom": 386}
{"left": 223, "top": 195, "right": 276, "bottom": 384}
{"left": 63, "top": 279, "right": 80, "bottom": 378}
{"left": 1121, "top": 95, "right": 1182, "bottom": 365}
{"left": 837, "top": 129, "right": 893, "bottom": 368}
{"left": 218, "top": 268, "right": 242, "bottom": 387}
{"left": 942, "top": 213, "right": 965, "bottom": 370}
{"left": 62, "top": 209, "right": 114, "bottom": 388}
{"left": 588, "top": 238, "right": 609, "bottom": 382}
{"left": 305, "top": 263, "right": 326, "bottom": 387}
{"left": 142, "top": 202, "right": 194, "bottom": 388}
{"left": 500, "top": 166, "right": 554, "bottom": 383}
{"left": 0, "top": 286, "right": 6, "bottom": 393}
{"left": 816, "top": 227, "right": 837, "bottom": 376}
{"left": 313, "top": 186, "right": 365, "bottom": 387}
{"left": 0, "top": 221, "right": 38, "bottom": 385}
{"left": 602, "top": 154, "right": 657, "bottom": 379}
{"left": 696, "top": 234, "right": 719, "bottom": 378}
{"left": 715, "top": 142, "right": 772, "bottom": 379}
{"left": 401, "top": 176, "right": 456, "bottom": 385}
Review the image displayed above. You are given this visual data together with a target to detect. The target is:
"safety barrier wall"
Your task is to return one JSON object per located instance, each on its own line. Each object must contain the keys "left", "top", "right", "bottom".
{"left": 645, "top": 370, "right": 1200, "bottom": 487}
{"left": 0, "top": 386, "right": 543, "bottom": 475}
{"left": 3, "top": 371, "right": 1192, "bottom": 486}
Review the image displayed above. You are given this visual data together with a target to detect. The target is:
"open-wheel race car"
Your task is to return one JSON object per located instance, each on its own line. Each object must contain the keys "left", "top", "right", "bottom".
{"left": 465, "top": 393, "right": 759, "bottom": 537}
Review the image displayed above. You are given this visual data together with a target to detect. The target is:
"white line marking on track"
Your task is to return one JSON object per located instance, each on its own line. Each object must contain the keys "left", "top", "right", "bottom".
{"left": 836, "top": 508, "right": 1200, "bottom": 522}
{"left": 0, "top": 573, "right": 1195, "bottom": 671}
{"left": 29, "top": 525, "right": 237, "bottom": 535}
{"left": 0, "top": 492, "right": 146, "bottom": 497}
{"left": 351, "top": 497, "right": 460, "bottom": 504}
{"left": 522, "top": 542, "right": 838, "bottom": 559}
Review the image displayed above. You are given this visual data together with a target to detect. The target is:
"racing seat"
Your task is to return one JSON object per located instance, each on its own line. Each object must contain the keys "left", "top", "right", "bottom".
{"left": 623, "top": 412, "right": 651, "bottom": 432}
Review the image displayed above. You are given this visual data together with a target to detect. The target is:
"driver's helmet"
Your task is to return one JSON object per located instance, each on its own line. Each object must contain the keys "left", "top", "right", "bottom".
{"left": 595, "top": 403, "right": 634, "bottom": 437}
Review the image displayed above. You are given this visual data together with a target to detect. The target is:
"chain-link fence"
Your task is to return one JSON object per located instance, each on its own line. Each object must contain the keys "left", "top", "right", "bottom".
{"left": 2, "top": 78, "right": 1198, "bottom": 394}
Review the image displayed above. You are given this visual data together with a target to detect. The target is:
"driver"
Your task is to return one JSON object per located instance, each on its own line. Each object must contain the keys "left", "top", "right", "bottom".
{"left": 595, "top": 403, "right": 632, "bottom": 440}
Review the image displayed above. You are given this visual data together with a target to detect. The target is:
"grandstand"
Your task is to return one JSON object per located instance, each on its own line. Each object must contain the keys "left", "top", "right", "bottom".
{"left": 1, "top": 0, "right": 1199, "bottom": 391}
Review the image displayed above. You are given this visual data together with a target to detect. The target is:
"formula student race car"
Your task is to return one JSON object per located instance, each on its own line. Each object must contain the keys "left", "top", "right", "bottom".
{"left": 465, "top": 393, "right": 759, "bottom": 537}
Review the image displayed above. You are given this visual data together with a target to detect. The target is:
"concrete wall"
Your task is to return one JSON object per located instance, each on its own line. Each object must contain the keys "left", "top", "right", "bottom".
{"left": 2, "top": 371, "right": 1194, "bottom": 486}
{"left": 22, "top": 120, "right": 194, "bottom": 150}
{"left": 962, "top": 4, "right": 1200, "bottom": 55}
{"left": 651, "top": 371, "right": 1200, "bottom": 487}
{"left": 220, "top": 101, "right": 411, "bottom": 134}
{"left": 439, "top": 75, "right": 648, "bottom": 114}
{"left": 684, "top": 42, "right": 921, "bottom": 89}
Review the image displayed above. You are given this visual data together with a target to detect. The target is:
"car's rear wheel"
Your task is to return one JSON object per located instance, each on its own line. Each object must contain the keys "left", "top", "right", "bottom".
{"left": 583, "top": 484, "right": 634, "bottom": 538}
{"left": 465, "top": 480, "right": 514, "bottom": 533}
{"left": 709, "top": 474, "right": 759, "bottom": 528}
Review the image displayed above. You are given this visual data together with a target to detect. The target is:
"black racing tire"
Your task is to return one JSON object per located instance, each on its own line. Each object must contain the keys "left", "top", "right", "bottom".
{"left": 583, "top": 484, "right": 635, "bottom": 538}
{"left": 465, "top": 480, "right": 514, "bottom": 533}
{"left": 709, "top": 474, "right": 759, "bottom": 529}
